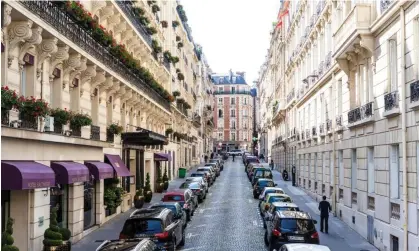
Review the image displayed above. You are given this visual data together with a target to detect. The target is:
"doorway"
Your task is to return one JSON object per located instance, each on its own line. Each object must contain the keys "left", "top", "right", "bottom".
{"left": 367, "top": 215, "right": 374, "bottom": 244}
{"left": 83, "top": 180, "right": 96, "bottom": 230}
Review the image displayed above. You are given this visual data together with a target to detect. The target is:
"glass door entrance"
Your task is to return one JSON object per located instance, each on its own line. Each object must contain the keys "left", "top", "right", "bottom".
{"left": 83, "top": 181, "right": 96, "bottom": 230}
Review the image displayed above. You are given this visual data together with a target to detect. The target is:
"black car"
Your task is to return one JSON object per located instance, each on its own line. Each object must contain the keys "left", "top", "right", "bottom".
{"left": 251, "top": 167, "right": 273, "bottom": 185}
{"left": 253, "top": 179, "right": 276, "bottom": 199}
{"left": 196, "top": 167, "right": 216, "bottom": 182}
{"left": 96, "top": 238, "right": 159, "bottom": 251}
{"left": 119, "top": 208, "right": 185, "bottom": 251}
{"left": 265, "top": 211, "right": 319, "bottom": 251}
{"left": 179, "top": 181, "right": 206, "bottom": 202}
{"left": 148, "top": 202, "right": 187, "bottom": 229}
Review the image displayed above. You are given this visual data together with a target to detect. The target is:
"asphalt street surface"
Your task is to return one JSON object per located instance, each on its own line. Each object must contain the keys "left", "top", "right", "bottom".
{"left": 178, "top": 159, "right": 377, "bottom": 251}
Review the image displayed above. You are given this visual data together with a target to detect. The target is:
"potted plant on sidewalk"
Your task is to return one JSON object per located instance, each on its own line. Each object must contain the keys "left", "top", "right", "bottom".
{"left": 134, "top": 189, "right": 145, "bottom": 209}
{"left": 59, "top": 227, "right": 71, "bottom": 251}
{"left": 144, "top": 173, "right": 153, "bottom": 203}
{"left": 156, "top": 167, "right": 164, "bottom": 193}
{"left": 163, "top": 166, "right": 169, "bottom": 190}
{"left": 2, "top": 218, "right": 19, "bottom": 251}
{"left": 43, "top": 207, "right": 64, "bottom": 251}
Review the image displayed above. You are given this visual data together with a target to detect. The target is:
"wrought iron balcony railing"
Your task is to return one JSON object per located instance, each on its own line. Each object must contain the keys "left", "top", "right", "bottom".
{"left": 318, "top": 61, "right": 325, "bottom": 76}
{"left": 384, "top": 91, "right": 399, "bottom": 111}
{"left": 380, "top": 0, "right": 394, "bottom": 13}
{"left": 410, "top": 81, "right": 419, "bottom": 103}
{"left": 317, "top": 0, "right": 326, "bottom": 15}
{"left": 213, "top": 90, "right": 252, "bottom": 95}
{"left": 301, "top": 131, "right": 305, "bottom": 140}
{"left": 348, "top": 102, "right": 373, "bottom": 124}
{"left": 325, "top": 51, "right": 332, "bottom": 69}
{"left": 90, "top": 125, "right": 100, "bottom": 140}
{"left": 117, "top": 1, "right": 152, "bottom": 46}
{"left": 20, "top": 1, "right": 171, "bottom": 111}
{"left": 326, "top": 119, "right": 332, "bottom": 132}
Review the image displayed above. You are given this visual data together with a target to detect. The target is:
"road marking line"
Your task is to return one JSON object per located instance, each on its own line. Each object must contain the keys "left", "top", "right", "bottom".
{"left": 199, "top": 209, "right": 205, "bottom": 214}
{"left": 252, "top": 220, "right": 258, "bottom": 226}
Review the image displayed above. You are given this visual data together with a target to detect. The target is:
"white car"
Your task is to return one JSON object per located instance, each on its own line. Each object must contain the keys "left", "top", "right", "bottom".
{"left": 277, "top": 244, "right": 331, "bottom": 251}
{"left": 259, "top": 187, "right": 285, "bottom": 200}
{"left": 227, "top": 149, "right": 243, "bottom": 156}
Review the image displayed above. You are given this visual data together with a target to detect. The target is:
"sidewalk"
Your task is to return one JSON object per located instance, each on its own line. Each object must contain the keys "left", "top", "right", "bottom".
{"left": 272, "top": 170, "right": 378, "bottom": 251}
{"left": 72, "top": 168, "right": 198, "bottom": 251}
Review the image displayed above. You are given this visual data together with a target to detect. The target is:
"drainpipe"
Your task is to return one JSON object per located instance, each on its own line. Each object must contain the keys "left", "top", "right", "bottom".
{"left": 400, "top": 6, "right": 408, "bottom": 251}
{"left": 331, "top": 71, "right": 337, "bottom": 216}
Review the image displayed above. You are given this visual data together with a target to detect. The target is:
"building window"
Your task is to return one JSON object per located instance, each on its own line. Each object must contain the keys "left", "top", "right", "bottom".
{"left": 231, "top": 120, "right": 236, "bottom": 129}
{"left": 231, "top": 87, "right": 236, "bottom": 93}
{"left": 20, "top": 66, "right": 26, "bottom": 96}
{"left": 218, "top": 98, "right": 223, "bottom": 104}
{"left": 368, "top": 196, "right": 375, "bottom": 210}
{"left": 231, "top": 98, "right": 235, "bottom": 105}
{"left": 231, "top": 132, "right": 236, "bottom": 141}
{"left": 338, "top": 150, "right": 344, "bottom": 185}
{"left": 390, "top": 144, "right": 400, "bottom": 199}
{"left": 244, "top": 98, "right": 247, "bottom": 105}
{"left": 83, "top": 180, "right": 96, "bottom": 230}
{"left": 218, "top": 109, "right": 223, "bottom": 118}
{"left": 231, "top": 109, "right": 236, "bottom": 117}
{"left": 322, "top": 152, "right": 326, "bottom": 183}
{"left": 388, "top": 39, "right": 398, "bottom": 91}
{"left": 351, "top": 192, "right": 357, "bottom": 205}
{"left": 351, "top": 149, "right": 357, "bottom": 190}
{"left": 50, "top": 184, "right": 69, "bottom": 228}
{"left": 218, "top": 132, "right": 223, "bottom": 140}
{"left": 367, "top": 147, "right": 375, "bottom": 193}
{"left": 329, "top": 151, "right": 334, "bottom": 185}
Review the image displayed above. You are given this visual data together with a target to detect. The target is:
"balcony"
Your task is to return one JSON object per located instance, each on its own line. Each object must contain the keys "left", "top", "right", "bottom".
{"left": 383, "top": 91, "right": 400, "bottom": 117}
{"left": 333, "top": 4, "right": 373, "bottom": 58}
{"left": 20, "top": 1, "right": 171, "bottom": 111}
{"left": 335, "top": 115, "right": 344, "bottom": 132}
{"left": 193, "top": 113, "right": 201, "bottom": 128}
{"left": 347, "top": 101, "right": 374, "bottom": 128}
{"left": 408, "top": 80, "right": 419, "bottom": 110}
{"left": 380, "top": 0, "right": 395, "bottom": 14}
{"left": 213, "top": 90, "right": 253, "bottom": 95}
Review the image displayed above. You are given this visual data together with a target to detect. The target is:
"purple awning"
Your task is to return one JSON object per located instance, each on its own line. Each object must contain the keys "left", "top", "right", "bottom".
{"left": 154, "top": 153, "right": 172, "bottom": 161}
{"left": 104, "top": 154, "right": 131, "bottom": 177}
{"left": 1, "top": 161, "right": 55, "bottom": 190}
{"left": 84, "top": 161, "right": 114, "bottom": 180}
{"left": 51, "top": 162, "right": 90, "bottom": 184}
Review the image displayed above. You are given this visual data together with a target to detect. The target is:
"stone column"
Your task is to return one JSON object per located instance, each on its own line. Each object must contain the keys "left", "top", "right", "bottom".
{"left": 68, "top": 182, "right": 84, "bottom": 242}
{"left": 95, "top": 180, "right": 104, "bottom": 225}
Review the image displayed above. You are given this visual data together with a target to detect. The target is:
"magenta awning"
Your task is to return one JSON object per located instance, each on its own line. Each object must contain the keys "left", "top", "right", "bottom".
{"left": 104, "top": 154, "right": 131, "bottom": 177}
{"left": 1, "top": 161, "right": 55, "bottom": 190}
{"left": 51, "top": 162, "right": 90, "bottom": 184}
{"left": 154, "top": 153, "right": 171, "bottom": 161}
{"left": 84, "top": 161, "right": 114, "bottom": 180}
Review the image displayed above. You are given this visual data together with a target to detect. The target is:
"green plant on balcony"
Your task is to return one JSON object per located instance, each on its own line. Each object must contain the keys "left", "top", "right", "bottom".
{"left": 177, "top": 72, "right": 185, "bottom": 81}
{"left": 50, "top": 108, "right": 72, "bottom": 128}
{"left": 92, "top": 25, "right": 113, "bottom": 46}
{"left": 21, "top": 97, "right": 50, "bottom": 119}
{"left": 176, "top": 68, "right": 181, "bottom": 73}
{"left": 172, "top": 20, "right": 180, "bottom": 28}
{"left": 70, "top": 112, "right": 92, "bottom": 130}
{"left": 1, "top": 86, "right": 24, "bottom": 110}
{"left": 107, "top": 123, "right": 124, "bottom": 135}
{"left": 139, "top": 15, "right": 150, "bottom": 26}
{"left": 146, "top": 26, "right": 157, "bottom": 35}
{"left": 177, "top": 42, "right": 184, "bottom": 49}
{"left": 176, "top": 36, "right": 181, "bottom": 42}
{"left": 133, "top": 7, "right": 145, "bottom": 16}
{"left": 165, "top": 128, "right": 174, "bottom": 135}
{"left": 2, "top": 218, "right": 19, "bottom": 251}
{"left": 163, "top": 51, "right": 172, "bottom": 61}
{"left": 184, "top": 103, "right": 191, "bottom": 109}
{"left": 176, "top": 5, "right": 188, "bottom": 22}
{"left": 147, "top": 0, "right": 156, "bottom": 6}
{"left": 171, "top": 56, "right": 179, "bottom": 65}
{"left": 151, "top": 4, "right": 160, "bottom": 13}
{"left": 172, "top": 91, "right": 181, "bottom": 97}
{"left": 66, "top": 1, "right": 92, "bottom": 28}
{"left": 151, "top": 39, "right": 162, "bottom": 53}
{"left": 176, "top": 98, "right": 185, "bottom": 104}
{"left": 161, "top": 20, "right": 168, "bottom": 28}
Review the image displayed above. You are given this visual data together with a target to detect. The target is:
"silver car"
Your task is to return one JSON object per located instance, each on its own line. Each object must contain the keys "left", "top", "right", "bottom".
{"left": 96, "top": 238, "right": 157, "bottom": 251}
{"left": 186, "top": 176, "right": 209, "bottom": 193}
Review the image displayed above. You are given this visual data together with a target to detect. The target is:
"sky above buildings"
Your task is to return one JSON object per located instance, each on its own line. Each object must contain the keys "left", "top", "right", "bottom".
{"left": 181, "top": 0, "right": 281, "bottom": 86}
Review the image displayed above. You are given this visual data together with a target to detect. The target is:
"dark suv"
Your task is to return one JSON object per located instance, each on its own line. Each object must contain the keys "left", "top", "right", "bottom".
{"left": 265, "top": 211, "right": 319, "bottom": 251}
{"left": 148, "top": 202, "right": 187, "bottom": 229}
{"left": 119, "top": 208, "right": 185, "bottom": 251}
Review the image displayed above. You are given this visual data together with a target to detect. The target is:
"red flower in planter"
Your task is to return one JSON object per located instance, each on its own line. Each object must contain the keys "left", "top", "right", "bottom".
{"left": 4, "top": 86, "right": 9, "bottom": 90}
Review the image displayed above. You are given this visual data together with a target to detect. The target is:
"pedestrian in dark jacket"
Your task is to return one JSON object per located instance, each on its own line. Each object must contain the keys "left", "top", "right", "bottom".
{"left": 318, "top": 196, "right": 332, "bottom": 233}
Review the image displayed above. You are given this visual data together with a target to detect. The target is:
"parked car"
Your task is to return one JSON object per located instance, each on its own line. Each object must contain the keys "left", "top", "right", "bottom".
{"left": 227, "top": 149, "right": 243, "bottom": 156}
{"left": 265, "top": 211, "right": 319, "bottom": 251}
{"left": 179, "top": 181, "right": 206, "bottom": 202}
{"left": 190, "top": 171, "right": 213, "bottom": 186}
{"left": 262, "top": 202, "right": 300, "bottom": 228}
{"left": 197, "top": 166, "right": 217, "bottom": 181}
{"left": 148, "top": 202, "right": 187, "bottom": 229}
{"left": 204, "top": 163, "right": 220, "bottom": 177}
{"left": 96, "top": 238, "right": 159, "bottom": 251}
{"left": 185, "top": 176, "right": 209, "bottom": 193}
{"left": 278, "top": 244, "right": 331, "bottom": 251}
{"left": 161, "top": 189, "right": 197, "bottom": 221}
{"left": 251, "top": 167, "right": 273, "bottom": 185}
{"left": 253, "top": 179, "right": 276, "bottom": 199}
{"left": 119, "top": 208, "right": 185, "bottom": 251}
{"left": 259, "top": 187, "right": 285, "bottom": 202}
{"left": 209, "top": 159, "right": 223, "bottom": 171}
{"left": 242, "top": 152, "right": 252, "bottom": 165}
{"left": 245, "top": 156, "right": 260, "bottom": 169}
{"left": 260, "top": 194, "right": 293, "bottom": 214}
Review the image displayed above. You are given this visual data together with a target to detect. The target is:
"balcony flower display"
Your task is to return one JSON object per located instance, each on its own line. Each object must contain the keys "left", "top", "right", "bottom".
{"left": 176, "top": 36, "right": 181, "bottom": 42}
{"left": 161, "top": 20, "right": 168, "bottom": 28}
{"left": 70, "top": 112, "right": 92, "bottom": 131}
{"left": 163, "top": 51, "right": 172, "bottom": 61}
{"left": 171, "top": 56, "right": 179, "bottom": 65}
{"left": 133, "top": 7, "right": 145, "bottom": 16}
{"left": 172, "top": 91, "right": 180, "bottom": 97}
{"left": 151, "top": 39, "right": 162, "bottom": 53}
{"left": 147, "top": 0, "right": 156, "bottom": 6}
{"left": 172, "top": 20, "right": 180, "bottom": 28}
{"left": 177, "top": 42, "right": 184, "bottom": 49}
{"left": 21, "top": 97, "right": 50, "bottom": 118}
{"left": 177, "top": 72, "right": 185, "bottom": 81}
{"left": 151, "top": 5, "right": 160, "bottom": 13}
{"left": 92, "top": 25, "right": 113, "bottom": 46}
{"left": 146, "top": 26, "right": 157, "bottom": 35}
{"left": 66, "top": 1, "right": 92, "bottom": 28}
{"left": 50, "top": 108, "right": 71, "bottom": 128}
{"left": 107, "top": 123, "right": 124, "bottom": 136}
{"left": 1, "top": 86, "right": 24, "bottom": 110}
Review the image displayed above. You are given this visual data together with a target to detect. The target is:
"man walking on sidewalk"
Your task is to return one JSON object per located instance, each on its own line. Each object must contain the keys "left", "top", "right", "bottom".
{"left": 318, "top": 196, "right": 332, "bottom": 233}
{"left": 291, "top": 165, "right": 296, "bottom": 186}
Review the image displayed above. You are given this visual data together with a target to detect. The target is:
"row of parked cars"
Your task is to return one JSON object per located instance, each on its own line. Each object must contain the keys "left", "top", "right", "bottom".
{"left": 96, "top": 158, "right": 225, "bottom": 251}
{"left": 243, "top": 156, "right": 331, "bottom": 251}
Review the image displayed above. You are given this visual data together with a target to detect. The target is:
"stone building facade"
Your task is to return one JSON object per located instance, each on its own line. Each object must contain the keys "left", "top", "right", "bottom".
{"left": 0, "top": 1, "right": 213, "bottom": 250}
{"left": 258, "top": 0, "right": 419, "bottom": 250}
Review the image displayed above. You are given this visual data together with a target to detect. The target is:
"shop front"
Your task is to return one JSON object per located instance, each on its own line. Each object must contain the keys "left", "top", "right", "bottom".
{"left": 154, "top": 153, "right": 172, "bottom": 191}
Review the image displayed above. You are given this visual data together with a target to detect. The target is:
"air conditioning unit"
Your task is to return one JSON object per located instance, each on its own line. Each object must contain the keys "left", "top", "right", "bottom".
{"left": 44, "top": 116, "right": 54, "bottom": 132}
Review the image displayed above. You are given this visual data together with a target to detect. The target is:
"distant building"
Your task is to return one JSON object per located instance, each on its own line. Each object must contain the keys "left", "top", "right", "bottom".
{"left": 211, "top": 70, "right": 254, "bottom": 152}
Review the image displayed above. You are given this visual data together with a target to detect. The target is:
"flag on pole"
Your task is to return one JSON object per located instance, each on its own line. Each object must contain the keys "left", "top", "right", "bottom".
{"left": 275, "top": 0, "right": 290, "bottom": 30}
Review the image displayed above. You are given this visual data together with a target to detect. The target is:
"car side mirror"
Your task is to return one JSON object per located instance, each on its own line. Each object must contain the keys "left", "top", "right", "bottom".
{"left": 313, "top": 220, "right": 318, "bottom": 224}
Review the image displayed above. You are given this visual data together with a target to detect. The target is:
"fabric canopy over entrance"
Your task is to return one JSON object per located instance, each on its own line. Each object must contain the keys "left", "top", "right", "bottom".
{"left": 51, "top": 162, "right": 90, "bottom": 184}
{"left": 84, "top": 161, "right": 114, "bottom": 180}
{"left": 154, "top": 153, "right": 172, "bottom": 161}
{"left": 121, "top": 127, "right": 168, "bottom": 146}
{"left": 104, "top": 154, "right": 131, "bottom": 177}
{"left": 1, "top": 161, "right": 55, "bottom": 190}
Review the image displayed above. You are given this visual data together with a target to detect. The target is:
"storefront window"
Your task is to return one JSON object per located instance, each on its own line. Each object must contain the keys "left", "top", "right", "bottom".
{"left": 1, "top": 190, "right": 10, "bottom": 232}
{"left": 50, "top": 185, "right": 68, "bottom": 228}
{"left": 83, "top": 180, "right": 96, "bottom": 230}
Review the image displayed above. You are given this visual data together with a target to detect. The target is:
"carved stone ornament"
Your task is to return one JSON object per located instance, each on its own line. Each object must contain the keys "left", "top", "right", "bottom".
{"left": 7, "top": 20, "right": 33, "bottom": 67}
{"left": 50, "top": 45, "right": 70, "bottom": 76}
{"left": 3, "top": 4, "right": 12, "bottom": 28}
{"left": 18, "top": 26, "right": 43, "bottom": 66}
{"left": 37, "top": 38, "right": 58, "bottom": 69}
{"left": 80, "top": 90, "right": 84, "bottom": 97}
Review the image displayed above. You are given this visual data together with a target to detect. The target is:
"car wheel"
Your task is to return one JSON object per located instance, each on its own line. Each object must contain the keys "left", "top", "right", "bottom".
{"left": 179, "top": 229, "right": 185, "bottom": 246}
{"left": 170, "top": 237, "right": 176, "bottom": 251}
{"left": 264, "top": 231, "right": 269, "bottom": 246}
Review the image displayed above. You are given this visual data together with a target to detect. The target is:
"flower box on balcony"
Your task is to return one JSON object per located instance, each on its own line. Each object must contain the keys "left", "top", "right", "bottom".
{"left": 347, "top": 101, "right": 374, "bottom": 128}
{"left": 408, "top": 81, "right": 419, "bottom": 110}
{"left": 383, "top": 91, "right": 400, "bottom": 117}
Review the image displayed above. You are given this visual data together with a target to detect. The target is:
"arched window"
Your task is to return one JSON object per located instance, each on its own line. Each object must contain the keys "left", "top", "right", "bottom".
{"left": 218, "top": 109, "right": 223, "bottom": 118}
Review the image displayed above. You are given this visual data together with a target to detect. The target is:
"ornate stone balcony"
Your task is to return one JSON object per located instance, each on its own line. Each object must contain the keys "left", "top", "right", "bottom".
{"left": 383, "top": 90, "right": 400, "bottom": 117}
{"left": 347, "top": 101, "right": 374, "bottom": 128}
{"left": 380, "top": 0, "right": 395, "bottom": 14}
{"left": 408, "top": 81, "right": 419, "bottom": 110}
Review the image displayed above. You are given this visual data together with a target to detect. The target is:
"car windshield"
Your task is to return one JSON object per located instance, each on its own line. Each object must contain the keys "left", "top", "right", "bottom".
{"left": 164, "top": 195, "right": 184, "bottom": 201}
{"left": 265, "top": 190, "right": 284, "bottom": 196}
{"left": 276, "top": 207, "right": 299, "bottom": 212}
{"left": 179, "top": 183, "right": 191, "bottom": 189}
{"left": 191, "top": 173, "right": 204, "bottom": 177}
{"left": 197, "top": 168, "right": 211, "bottom": 172}
{"left": 248, "top": 158, "right": 259, "bottom": 163}
{"left": 151, "top": 205, "right": 177, "bottom": 214}
{"left": 121, "top": 219, "right": 162, "bottom": 236}
{"left": 255, "top": 170, "right": 272, "bottom": 178}
{"left": 268, "top": 196, "right": 289, "bottom": 203}
{"left": 279, "top": 219, "right": 315, "bottom": 233}
{"left": 187, "top": 183, "right": 200, "bottom": 189}
{"left": 258, "top": 180, "right": 274, "bottom": 187}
